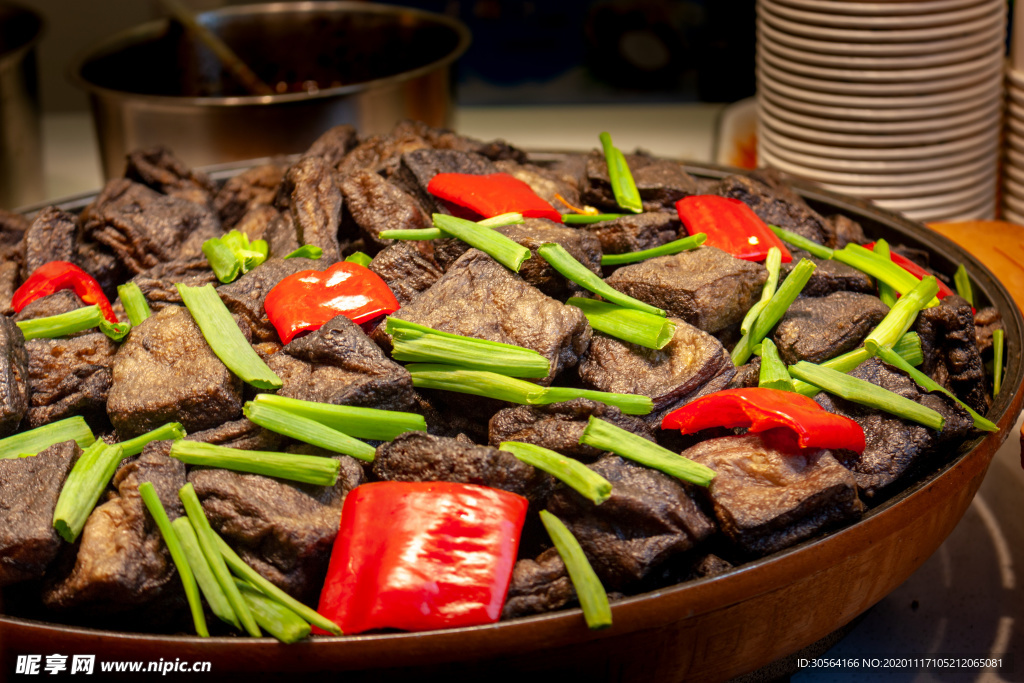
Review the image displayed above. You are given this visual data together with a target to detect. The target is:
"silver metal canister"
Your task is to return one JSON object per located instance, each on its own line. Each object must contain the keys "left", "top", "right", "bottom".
{"left": 0, "top": 2, "right": 43, "bottom": 209}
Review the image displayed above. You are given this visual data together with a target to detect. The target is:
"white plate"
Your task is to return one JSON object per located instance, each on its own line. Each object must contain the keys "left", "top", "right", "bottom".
{"left": 1003, "top": 162, "right": 1024, "bottom": 185}
{"left": 757, "top": 26, "right": 998, "bottom": 70}
{"left": 757, "top": 143, "right": 998, "bottom": 187}
{"left": 757, "top": 75, "right": 1001, "bottom": 122}
{"left": 1007, "top": 98, "right": 1024, "bottom": 122}
{"left": 761, "top": 0, "right": 1002, "bottom": 30}
{"left": 868, "top": 175, "right": 997, "bottom": 211}
{"left": 757, "top": 64, "right": 1003, "bottom": 109}
{"left": 1006, "top": 66, "right": 1024, "bottom": 90}
{"left": 1001, "top": 189, "right": 1024, "bottom": 215}
{"left": 768, "top": 0, "right": 994, "bottom": 16}
{"left": 757, "top": 133, "right": 998, "bottom": 173}
{"left": 1008, "top": 116, "right": 1024, "bottom": 138}
{"left": 1002, "top": 174, "right": 1024, "bottom": 199}
{"left": 1000, "top": 205, "right": 1024, "bottom": 225}
{"left": 757, "top": 90, "right": 1001, "bottom": 135}
{"left": 755, "top": 53, "right": 1004, "bottom": 96}
{"left": 1006, "top": 130, "right": 1024, "bottom": 153}
{"left": 759, "top": 118, "right": 998, "bottom": 160}
{"left": 758, "top": 104, "right": 1001, "bottom": 147}
{"left": 758, "top": 2, "right": 1004, "bottom": 44}
{"left": 759, "top": 42, "right": 1004, "bottom": 83}
{"left": 795, "top": 167, "right": 997, "bottom": 200}
{"left": 1006, "top": 145, "right": 1024, "bottom": 170}
{"left": 906, "top": 193, "right": 997, "bottom": 222}
{"left": 1006, "top": 81, "right": 1024, "bottom": 108}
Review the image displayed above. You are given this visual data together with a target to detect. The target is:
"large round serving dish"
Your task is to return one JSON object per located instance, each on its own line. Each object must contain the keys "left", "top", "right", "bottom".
{"left": 1, "top": 159, "right": 1020, "bottom": 682}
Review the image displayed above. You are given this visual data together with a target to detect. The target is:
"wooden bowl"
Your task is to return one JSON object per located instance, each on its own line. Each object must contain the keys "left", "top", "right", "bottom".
{"left": 2, "top": 162, "right": 1021, "bottom": 682}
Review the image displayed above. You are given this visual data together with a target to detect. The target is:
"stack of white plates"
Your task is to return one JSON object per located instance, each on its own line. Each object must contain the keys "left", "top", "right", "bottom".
{"left": 755, "top": 0, "right": 1006, "bottom": 223}
{"left": 1003, "top": 67, "right": 1024, "bottom": 224}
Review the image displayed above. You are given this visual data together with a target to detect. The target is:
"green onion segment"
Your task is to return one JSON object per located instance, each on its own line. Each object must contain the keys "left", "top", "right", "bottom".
{"left": 236, "top": 579, "right": 311, "bottom": 643}
{"left": 344, "top": 251, "right": 373, "bottom": 267}
{"left": 202, "top": 237, "right": 240, "bottom": 284}
{"left": 432, "top": 213, "right": 531, "bottom": 272}
{"left": 243, "top": 401, "right": 376, "bottom": 462}
{"left": 249, "top": 394, "right": 426, "bottom": 441}
{"left": 579, "top": 417, "right": 715, "bottom": 486}
{"left": 172, "top": 516, "right": 240, "bottom": 630}
{"left": 599, "top": 132, "right": 642, "bottom": 214}
{"left": 177, "top": 284, "right": 282, "bottom": 390}
{"left": 993, "top": 328, "right": 1004, "bottom": 397}
{"left": 740, "top": 246, "right": 782, "bottom": 336}
{"left": 169, "top": 440, "right": 341, "bottom": 486}
{"left": 562, "top": 213, "right": 626, "bottom": 225}
{"left": 833, "top": 244, "right": 940, "bottom": 307}
{"left": 284, "top": 245, "right": 323, "bottom": 260}
{"left": 871, "top": 240, "right": 898, "bottom": 309}
{"left": 538, "top": 242, "right": 664, "bottom": 316}
{"left": 0, "top": 416, "right": 95, "bottom": 460}
{"left": 139, "top": 482, "right": 209, "bottom": 637}
{"left": 118, "top": 422, "right": 186, "bottom": 457}
{"left": 954, "top": 264, "right": 973, "bottom": 306}
{"left": 501, "top": 441, "right": 612, "bottom": 505}
{"left": 600, "top": 233, "right": 707, "bottom": 266}
{"left": 17, "top": 305, "right": 129, "bottom": 342}
{"left": 539, "top": 510, "right": 612, "bottom": 630}
{"left": 863, "top": 276, "right": 938, "bottom": 351}
{"left": 791, "top": 332, "right": 922, "bottom": 397}
{"left": 758, "top": 338, "right": 794, "bottom": 392}
{"left": 732, "top": 258, "right": 817, "bottom": 366}
{"left": 769, "top": 225, "right": 834, "bottom": 259}
{"left": 117, "top": 282, "right": 152, "bottom": 327}
{"left": 566, "top": 297, "right": 675, "bottom": 350}
{"left": 52, "top": 441, "right": 125, "bottom": 543}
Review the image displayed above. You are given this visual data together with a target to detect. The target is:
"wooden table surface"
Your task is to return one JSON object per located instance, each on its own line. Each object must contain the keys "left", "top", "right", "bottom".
{"left": 927, "top": 220, "right": 1024, "bottom": 311}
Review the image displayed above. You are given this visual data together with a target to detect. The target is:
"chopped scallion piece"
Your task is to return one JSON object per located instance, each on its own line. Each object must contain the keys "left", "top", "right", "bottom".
{"left": 202, "top": 237, "right": 241, "bottom": 284}
{"left": 214, "top": 532, "right": 342, "bottom": 635}
{"left": 432, "top": 213, "right": 532, "bottom": 272}
{"left": 872, "top": 240, "right": 898, "bottom": 308}
{"left": 740, "top": 246, "right": 782, "bottom": 336}
{"left": 599, "top": 132, "right": 642, "bottom": 214}
{"left": 791, "top": 332, "right": 922, "bottom": 397}
{"left": 52, "top": 441, "right": 125, "bottom": 542}
{"left": 177, "top": 284, "right": 282, "bottom": 390}
{"left": 117, "top": 282, "right": 152, "bottom": 327}
{"left": 758, "top": 338, "right": 794, "bottom": 392}
{"left": 537, "top": 242, "right": 664, "bottom": 316}
{"left": 118, "top": 422, "right": 186, "bottom": 457}
{"left": 344, "top": 251, "right": 373, "bottom": 267}
{"left": 993, "top": 328, "right": 1004, "bottom": 396}
{"left": 579, "top": 416, "right": 715, "bottom": 485}
{"left": 788, "top": 361, "right": 945, "bottom": 430}
{"left": 139, "top": 482, "right": 208, "bottom": 636}
{"left": 243, "top": 401, "right": 376, "bottom": 461}
{"left": 0, "top": 416, "right": 94, "bottom": 460}
{"left": 249, "top": 394, "right": 426, "bottom": 441}
{"left": 501, "top": 441, "right": 612, "bottom": 505}
{"left": 179, "top": 483, "right": 260, "bottom": 637}
{"left": 566, "top": 297, "right": 675, "bottom": 350}
{"left": 407, "top": 364, "right": 652, "bottom": 415}
{"left": 539, "top": 510, "right": 612, "bottom": 630}
{"left": 954, "top": 263, "right": 974, "bottom": 306}
{"left": 600, "top": 233, "right": 707, "bottom": 266}
{"left": 868, "top": 343, "right": 998, "bottom": 432}
{"left": 863, "top": 276, "right": 938, "bottom": 351}
{"left": 376, "top": 228, "right": 441, "bottom": 241}
{"left": 169, "top": 440, "right": 341, "bottom": 486}
{"left": 562, "top": 213, "right": 626, "bottom": 225}
{"left": 386, "top": 317, "right": 550, "bottom": 377}
{"left": 732, "top": 258, "right": 817, "bottom": 366}
{"left": 236, "top": 579, "right": 311, "bottom": 643}
{"left": 16, "top": 305, "right": 127, "bottom": 341}
{"left": 476, "top": 212, "right": 524, "bottom": 228}
{"left": 171, "top": 516, "right": 239, "bottom": 630}
{"left": 833, "top": 244, "right": 940, "bottom": 306}
{"left": 283, "top": 244, "right": 323, "bottom": 260}
{"left": 769, "top": 225, "right": 834, "bottom": 259}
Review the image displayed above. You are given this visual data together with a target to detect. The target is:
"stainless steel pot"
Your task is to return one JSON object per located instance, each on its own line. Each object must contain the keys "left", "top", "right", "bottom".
{"left": 70, "top": 2, "right": 470, "bottom": 179}
{"left": 0, "top": 1, "right": 43, "bottom": 209}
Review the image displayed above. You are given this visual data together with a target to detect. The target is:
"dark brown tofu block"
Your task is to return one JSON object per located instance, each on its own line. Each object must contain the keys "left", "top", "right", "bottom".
{"left": 814, "top": 358, "right": 974, "bottom": 496}
{"left": 368, "top": 241, "right": 443, "bottom": 307}
{"left": 915, "top": 294, "right": 988, "bottom": 414}
{"left": 391, "top": 148, "right": 498, "bottom": 214}
{"left": 42, "top": 444, "right": 185, "bottom": 612}
{"left": 0, "top": 440, "right": 77, "bottom": 586}
{"left": 772, "top": 292, "right": 889, "bottom": 365}
{"left": 575, "top": 211, "right": 679, "bottom": 255}
{"left": 129, "top": 259, "right": 219, "bottom": 313}
{"left": 501, "top": 547, "right": 574, "bottom": 619}
{"left": 13, "top": 291, "right": 82, "bottom": 325}
{"left": 269, "top": 314, "right": 416, "bottom": 412}
{"left": 21, "top": 206, "right": 77, "bottom": 280}
{"left": 107, "top": 305, "right": 243, "bottom": 438}
{"left": 213, "top": 163, "right": 286, "bottom": 229}
{"left": 278, "top": 156, "right": 343, "bottom": 263}
{"left": 494, "top": 159, "right": 582, "bottom": 211}
{"left": 581, "top": 153, "right": 700, "bottom": 211}
{"left": 0, "top": 260, "right": 18, "bottom": 316}
{"left": 0, "top": 316, "right": 28, "bottom": 436}
{"left": 546, "top": 454, "right": 716, "bottom": 589}
{"left": 189, "top": 454, "right": 365, "bottom": 602}
{"left": 124, "top": 145, "right": 216, "bottom": 207}
{"left": 26, "top": 332, "right": 117, "bottom": 429}
{"left": 0, "top": 208, "right": 29, "bottom": 263}
{"left": 716, "top": 173, "right": 833, "bottom": 247}
{"left": 684, "top": 433, "right": 863, "bottom": 556}
{"left": 339, "top": 170, "right": 431, "bottom": 253}
{"left": 578, "top": 319, "right": 729, "bottom": 409}
{"left": 604, "top": 246, "right": 767, "bottom": 334}
{"left": 217, "top": 257, "right": 321, "bottom": 342}
{"left": 488, "top": 398, "right": 656, "bottom": 460}
{"left": 374, "top": 431, "right": 552, "bottom": 504}
{"left": 380, "top": 249, "right": 592, "bottom": 383}
{"left": 301, "top": 124, "right": 358, "bottom": 168}
{"left": 780, "top": 252, "right": 875, "bottom": 297}
{"left": 80, "top": 178, "right": 222, "bottom": 274}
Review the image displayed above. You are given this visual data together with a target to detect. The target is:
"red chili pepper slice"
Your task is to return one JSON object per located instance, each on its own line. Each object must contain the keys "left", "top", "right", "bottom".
{"left": 661, "top": 387, "right": 865, "bottom": 453}
{"left": 314, "top": 481, "right": 529, "bottom": 634}
{"left": 264, "top": 261, "right": 399, "bottom": 344}
{"left": 427, "top": 172, "right": 563, "bottom": 223}
{"left": 12, "top": 261, "right": 118, "bottom": 323}
{"left": 675, "top": 195, "right": 792, "bottom": 263}
{"left": 863, "top": 242, "right": 956, "bottom": 300}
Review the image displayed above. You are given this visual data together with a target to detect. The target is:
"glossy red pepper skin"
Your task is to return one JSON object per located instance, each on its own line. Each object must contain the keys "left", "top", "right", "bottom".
{"left": 863, "top": 242, "right": 957, "bottom": 300}
{"left": 264, "top": 261, "right": 399, "bottom": 344}
{"left": 427, "top": 172, "right": 563, "bottom": 223}
{"left": 675, "top": 195, "right": 792, "bottom": 263}
{"left": 662, "top": 387, "right": 865, "bottom": 453}
{"left": 12, "top": 261, "right": 118, "bottom": 323}
{"left": 315, "top": 481, "right": 529, "bottom": 635}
